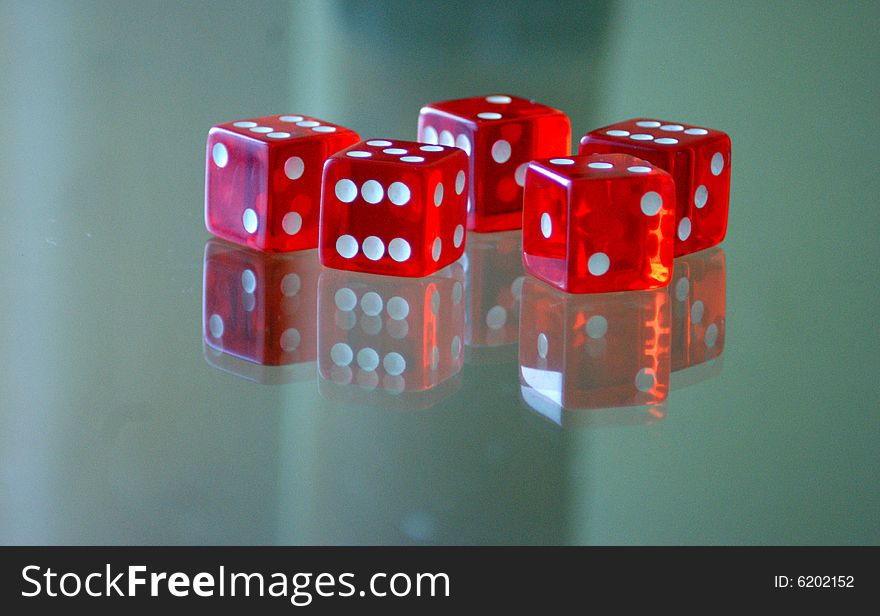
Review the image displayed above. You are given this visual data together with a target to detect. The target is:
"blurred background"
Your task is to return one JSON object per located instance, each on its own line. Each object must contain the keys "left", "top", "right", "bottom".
{"left": 0, "top": 0, "right": 878, "bottom": 544}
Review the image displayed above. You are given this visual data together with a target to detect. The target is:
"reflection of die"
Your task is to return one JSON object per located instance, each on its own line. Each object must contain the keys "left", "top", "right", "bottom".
{"left": 518, "top": 277, "right": 671, "bottom": 414}
{"left": 319, "top": 139, "right": 468, "bottom": 278}
{"left": 202, "top": 240, "right": 319, "bottom": 372}
{"left": 317, "top": 265, "right": 465, "bottom": 401}
{"left": 205, "top": 114, "right": 359, "bottom": 252}
{"left": 579, "top": 119, "right": 730, "bottom": 257}
{"left": 671, "top": 247, "right": 726, "bottom": 387}
{"left": 418, "top": 94, "right": 570, "bottom": 232}
{"left": 463, "top": 231, "right": 525, "bottom": 353}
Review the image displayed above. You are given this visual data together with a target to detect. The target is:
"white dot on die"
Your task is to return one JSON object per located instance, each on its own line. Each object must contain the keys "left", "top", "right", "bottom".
{"left": 675, "top": 277, "right": 690, "bottom": 301}
{"left": 267, "top": 132, "right": 291, "bottom": 139}
{"left": 606, "top": 129, "right": 630, "bottom": 137}
{"left": 208, "top": 314, "right": 224, "bottom": 338}
{"left": 636, "top": 120, "right": 661, "bottom": 127}
{"left": 357, "top": 348, "right": 379, "bottom": 372}
{"left": 455, "top": 170, "right": 466, "bottom": 195}
{"left": 661, "top": 124, "right": 684, "bottom": 132}
{"left": 477, "top": 112, "right": 502, "bottom": 120}
{"left": 511, "top": 276, "right": 524, "bottom": 300}
{"left": 540, "top": 213, "right": 552, "bottom": 238}
{"left": 705, "top": 323, "right": 719, "bottom": 348}
{"left": 212, "top": 143, "right": 228, "bottom": 167}
{"left": 552, "top": 158, "right": 576, "bottom": 165}
{"left": 685, "top": 127, "right": 708, "bottom": 135}
{"left": 456, "top": 134, "right": 471, "bottom": 155}
{"left": 695, "top": 185, "right": 708, "bottom": 208}
{"left": 434, "top": 183, "right": 444, "bottom": 206}
{"left": 400, "top": 156, "right": 425, "bottom": 163}
{"left": 336, "top": 234, "right": 358, "bottom": 258}
{"left": 296, "top": 120, "right": 319, "bottom": 127}
{"left": 491, "top": 140, "right": 511, "bottom": 163}
{"left": 331, "top": 342, "right": 353, "bottom": 367}
{"left": 422, "top": 126, "right": 439, "bottom": 144}
{"left": 453, "top": 224, "right": 464, "bottom": 248}
{"left": 383, "top": 148, "right": 407, "bottom": 155}
{"left": 335, "top": 287, "right": 357, "bottom": 311}
{"left": 453, "top": 281, "right": 463, "bottom": 304}
{"left": 361, "top": 291, "right": 383, "bottom": 316}
{"left": 234, "top": 121, "right": 257, "bottom": 128}
{"left": 362, "top": 236, "right": 385, "bottom": 261}
{"left": 588, "top": 162, "right": 612, "bottom": 169}
{"left": 383, "top": 352, "right": 407, "bottom": 376}
{"left": 361, "top": 180, "right": 384, "bottom": 204}
{"left": 635, "top": 368, "right": 656, "bottom": 392}
{"left": 655, "top": 137, "right": 678, "bottom": 145}
{"left": 439, "top": 130, "right": 454, "bottom": 146}
{"left": 280, "top": 328, "right": 301, "bottom": 352}
{"left": 486, "top": 305, "right": 507, "bottom": 330}
{"left": 241, "top": 269, "right": 257, "bottom": 293}
{"left": 335, "top": 179, "right": 357, "bottom": 203}
{"left": 281, "top": 273, "right": 301, "bottom": 296}
{"left": 420, "top": 145, "right": 443, "bottom": 152}
{"left": 486, "top": 95, "right": 512, "bottom": 104}
{"left": 314, "top": 125, "right": 336, "bottom": 133}
{"left": 586, "top": 315, "right": 608, "bottom": 339}
{"left": 588, "top": 252, "right": 610, "bottom": 276}
{"left": 640, "top": 191, "right": 663, "bottom": 216}
{"left": 389, "top": 238, "right": 411, "bottom": 262}
{"left": 432, "top": 237, "right": 442, "bottom": 262}
{"left": 242, "top": 209, "right": 258, "bottom": 234}
{"left": 388, "top": 182, "right": 411, "bottom": 206}
{"left": 452, "top": 335, "right": 462, "bottom": 358}
{"left": 537, "top": 333, "right": 549, "bottom": 359}
{"left": 628, "top": 166, "right": 652, "bottom": 173}
{"left": 515, "top": 163, "right": 528, "bottom": 187}
{"left": 282, "top": 211, "right": 302, "bottom": 235}
{"left": 631, "top": 134, "right": 654, "bottom": 141}
{"left": 279, "top": 115, "right": 303, "bottom": 123}
{"left": 347, "top": 150, "right": 371, "bottom": 158}
{"left": 691, "top": 300, "right": 705, "bottom": 324}
{"left": 430, "top": 290, "right": 440, "bottom": 315}
{"left": 387, "top": 296, "right": 410, "bottom": 320}
{"left": 711, "top": 152, "right": 725, "bottom": 175}
{"left": 250, "top": 126, "right": 273, "bottom": 133}
{"left": 678, "top": 217, "right": 692, "bottom": 241}
{"left": 367, "top": 140, "right": 392, "bottom": 147}
{"left": 284, "top": 156, "right": 304, "bottom": 180}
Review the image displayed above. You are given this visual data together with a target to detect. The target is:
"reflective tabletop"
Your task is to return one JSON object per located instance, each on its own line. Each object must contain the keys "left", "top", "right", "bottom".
{"left": 2, "top": 1, "right": 878, "bottom": 545}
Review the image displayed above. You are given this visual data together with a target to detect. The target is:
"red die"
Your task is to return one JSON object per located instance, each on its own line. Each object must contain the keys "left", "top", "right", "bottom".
{"left": 317, "top": 266, "right": 465, "bottom": 405}
{"left": 205, "top": 114, "right": 359, "bottom": 253}
{"left": 463, "top": 231, "right": 525, "bottom": 358}
{"left": 202, "top": 239, "right": 319, "bottom": 379}
{"left": 579, "top": 119, "right": 731, "bottom": 256}
{"left": 519, "top": 277, "right": 671, "bottom": 417}
{"left": 522, "top": 153, "right": 675, "bottom": 294}
{"left": 319, "top": 139, "right": 468, "bottom": 277}
{"left": 671, "top": 246, "right": 726, "bottom": 387}
{"left": 418, "top": 94, "right": 570, "bottom": 232}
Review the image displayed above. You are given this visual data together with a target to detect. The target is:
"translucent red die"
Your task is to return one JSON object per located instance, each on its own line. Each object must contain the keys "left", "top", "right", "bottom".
{"left": 205, "top": 114, "right": 359, "bottom": 252}
{"left": 202, "top": 239, "right": 319, "bottom": 374}
{"left": 319, "top": 139, "right": 468, "bottom": 277}
{"left": 671, "top": 246, "right": 726, "bottom": 386}
{"left": 317, "top": 265, "right": 465, "bottom": 406}
{"left": 579, "top": 119, "right": 731, "bottom": 256}
{"left": 418, "top": 94, "right": 570, "bottom": 232}
{"left": 518, "top": 277, "right": 671, "bottom": 418}
{"left": 522, "top": 153, "right": 676, "bottom": 294}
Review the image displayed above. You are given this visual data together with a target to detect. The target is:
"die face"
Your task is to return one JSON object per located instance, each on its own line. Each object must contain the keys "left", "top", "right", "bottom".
{"left": 317, "top": 265, "right": 465, "bottom": 403}
{"left": 319, "top": 140, "right": 468, "bottom": 277}
{"left": 419, "top": 94, "right": 570, "bottom": 232}
{"left": 578, "top": 118, "right": 731, "bottom": 256}
{"left": 522, "top": 153, "right": 676, "bottom": 294}
{"left": 519, "top": 277, "right": 671, "bottom": 414}
{"left": 463, "top": 231, "right": 525, "bottom": 353}
{"left": 202, "top": 239, "right": 319, "bottom": 369}
{"left": 205, "top": 114, "right": 359, "bottom": 253}
{"left": 671, "top": 246, "right": 726, "bottom": 382}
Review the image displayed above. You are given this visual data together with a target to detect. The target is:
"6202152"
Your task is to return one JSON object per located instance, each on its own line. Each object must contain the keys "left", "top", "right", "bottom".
{"left": 798, "top": 576, "right": 854, "bottom": 588}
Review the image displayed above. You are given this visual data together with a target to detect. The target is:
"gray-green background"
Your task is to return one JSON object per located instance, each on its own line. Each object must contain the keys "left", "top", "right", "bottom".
{"left": 0, "top": 0, "right": 877, "bottom": 544}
